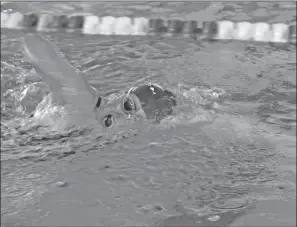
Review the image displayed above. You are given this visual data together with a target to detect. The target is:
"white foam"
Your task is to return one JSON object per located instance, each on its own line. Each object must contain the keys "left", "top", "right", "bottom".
{"left": 133, "top": 17, "right": 149, "bottom": 35}
{"left": 83, "top": 15, "right": 100, "bottom": 34}
{"left": 36, "top": 14, "right": 52, "bottom": 32}
{"left": 1, "top": 12, "right": 9, "bottom": 28}
{"left": 252, "top": 22, "right": 271, "bottom": 42}
{"left": 271, "top": 23, "right": 289, "bottom": 43}
{"left": 114, "top": 17, "right": 133, "bottom": 35}
{"left": 99, "top": 16, "right": 116, "bottom": 35}
{"left": 216, "top": 20, "right": 235, "bottom": 40}
{"left": 233, "top": 21, "right": 253, "bottom": 41}
{"left": 4, "top": 12, "right": 23, "bottom": 29}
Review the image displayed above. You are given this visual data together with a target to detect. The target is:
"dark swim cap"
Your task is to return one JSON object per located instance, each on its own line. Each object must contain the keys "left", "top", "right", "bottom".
{"left": 131, "top": 84, "right": 177, "bottom": 119}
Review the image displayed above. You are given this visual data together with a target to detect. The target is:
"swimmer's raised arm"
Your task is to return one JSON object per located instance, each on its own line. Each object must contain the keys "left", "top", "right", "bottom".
{"left": 23, "top": 34, "right": 109, "bottom": 123}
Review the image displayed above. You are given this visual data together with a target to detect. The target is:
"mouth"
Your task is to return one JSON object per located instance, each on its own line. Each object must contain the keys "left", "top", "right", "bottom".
{"left": 102, "top": 114, "right": 114, "bottom": 128}
{"left": 99, "top": 103, "right": 127, "bottom": 128}
{"left": 100, "top": 108, "right": 146, "bottom": 128}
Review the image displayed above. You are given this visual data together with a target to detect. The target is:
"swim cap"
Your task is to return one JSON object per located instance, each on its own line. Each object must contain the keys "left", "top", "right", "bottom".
{"left": 131, "top": 84, "right": 177, "bottom": 119}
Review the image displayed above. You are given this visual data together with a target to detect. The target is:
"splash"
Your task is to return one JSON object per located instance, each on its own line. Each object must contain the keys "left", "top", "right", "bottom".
{"left": 159, "top": 84, "right": 227, "bottom": 128}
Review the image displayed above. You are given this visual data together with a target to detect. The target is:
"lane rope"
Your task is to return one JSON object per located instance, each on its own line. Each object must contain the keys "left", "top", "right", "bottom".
{"left": 1, "top": 12, "right": 296, "bottom": 43}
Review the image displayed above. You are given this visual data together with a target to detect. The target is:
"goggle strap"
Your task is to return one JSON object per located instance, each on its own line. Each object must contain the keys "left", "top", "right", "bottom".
{"left": 127, "top": 86, "right": 137, "bottom": 96}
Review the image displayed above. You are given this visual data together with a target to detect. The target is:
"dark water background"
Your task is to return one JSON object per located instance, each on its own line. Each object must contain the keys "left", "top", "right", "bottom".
{"left": 1, "top": 2, "right": 296, "bottom": 226}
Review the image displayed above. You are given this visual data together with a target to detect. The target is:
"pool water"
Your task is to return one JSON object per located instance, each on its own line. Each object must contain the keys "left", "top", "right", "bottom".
{"left": 1, "top": 2, "right": 296, "bottom": 226}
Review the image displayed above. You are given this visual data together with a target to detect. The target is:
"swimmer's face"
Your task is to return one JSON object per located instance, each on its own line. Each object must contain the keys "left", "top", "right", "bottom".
{"left": 97, "top": 96, "right": 124, "bottom": 128}
{"left": 98, "top": 94, "right": 147, "bottom": 128}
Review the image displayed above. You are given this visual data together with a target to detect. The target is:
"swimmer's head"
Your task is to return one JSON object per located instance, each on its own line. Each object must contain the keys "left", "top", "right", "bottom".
{"left": 96, "top": 86, "right": 156, "bottom": 128}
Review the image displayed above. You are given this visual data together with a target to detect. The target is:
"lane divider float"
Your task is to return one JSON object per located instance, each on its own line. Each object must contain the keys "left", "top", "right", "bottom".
{"left": 1, "top": 12, "right": 296, "bottom": 43}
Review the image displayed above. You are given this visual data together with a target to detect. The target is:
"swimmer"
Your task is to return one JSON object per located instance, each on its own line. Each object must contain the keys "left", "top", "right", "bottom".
{"left": 24, "top": 34, "right": 177, "bottom": 128}
{"left": 97, "top": 83, "right": 177, "bottom": 127}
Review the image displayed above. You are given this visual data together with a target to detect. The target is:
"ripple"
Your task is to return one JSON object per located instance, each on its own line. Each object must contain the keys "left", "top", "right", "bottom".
{"left": 1, "top": 6, "right": 296, "bottom": 225}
